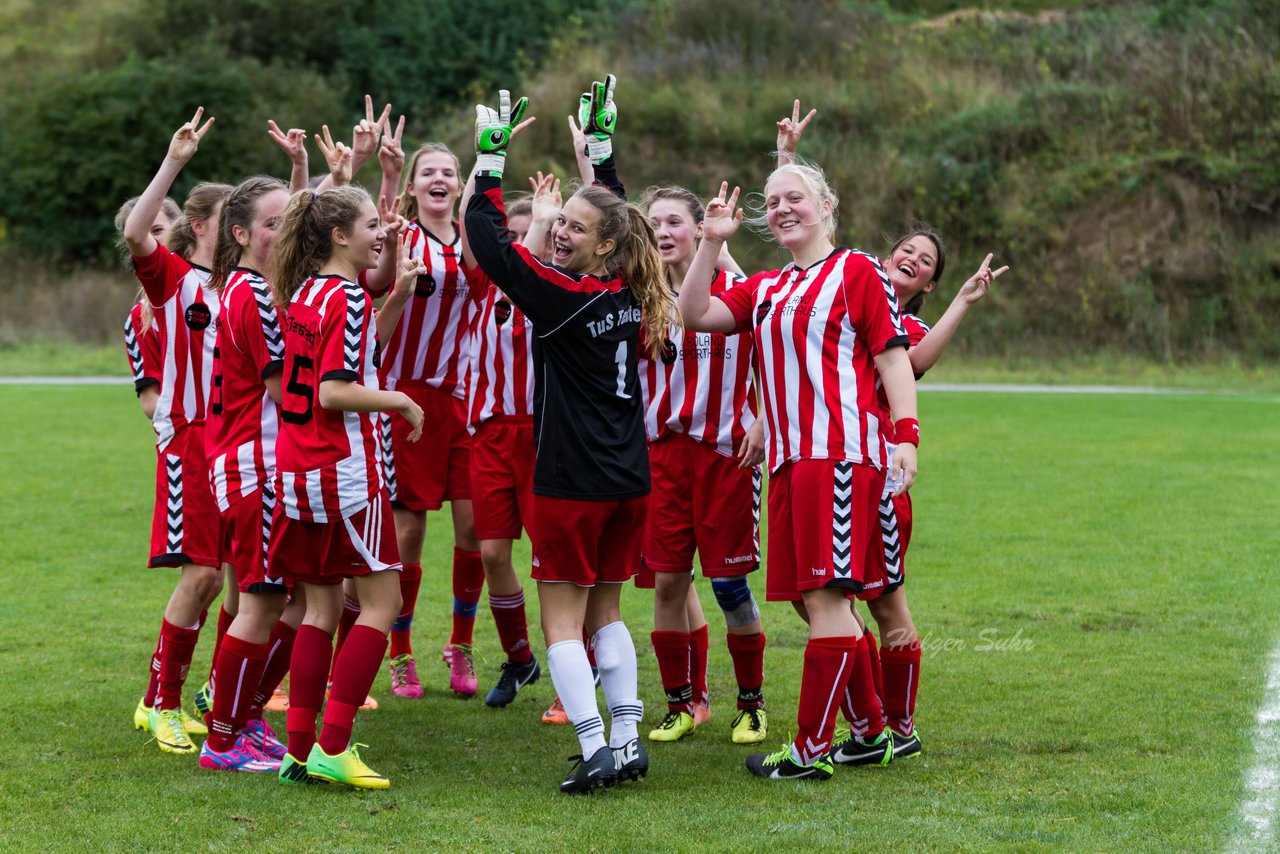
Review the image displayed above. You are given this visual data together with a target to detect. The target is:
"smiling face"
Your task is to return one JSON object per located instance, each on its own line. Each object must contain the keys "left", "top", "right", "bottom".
{"left": 886, "top": 233, "right": 941, "bottom": 301}
{"left": 234, "top": 188, "right": 289, "bottom": 271}
{"left": 648, "top": 198, "right": 701, "bottom": 269}
{"left": 408, "top": 151, "right": 461, "bottom": 221}
{"left": 551, "top": 195, "right": 611, "bottom": 274}
{"left": 764, "top": 171, "right": 831, "bottom": 253}
{"left": 332, "top": 200, "right": 387, "bottom": 272}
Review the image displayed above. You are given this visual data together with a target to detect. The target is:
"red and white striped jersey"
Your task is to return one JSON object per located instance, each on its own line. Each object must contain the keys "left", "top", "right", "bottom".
{"left": 875, "top": 311, "right": 931, "bottom": 423}
{"left": 377, "top": 220, "right": 475, "bottom": 397}
{"left": 123, "top": 300, "right": 162, "bottom": 397}
{"left": 718, "top": 248, "right": 909, "bottom": 473}
{"left": 274, "top": 275, "right": 384, "bottom": 523}
{"left": 466, "top": 268, "right": 534, "bottom": 429}
{"left": 132, "top": 244, "right": 220, "bottom": 451}
{"left": 207, "top": 268, "right": 285, "bottom": 511}
{"left": 640, "top": 269, "right": 756, "bottom": 457}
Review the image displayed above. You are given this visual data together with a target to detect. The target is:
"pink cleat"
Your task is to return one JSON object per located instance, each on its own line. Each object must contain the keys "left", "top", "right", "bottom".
{"left": 445, "top": 643, "right": 478, "bottom": 698}
{"left": 390, "top": 654, "right": 425, "bottom": 699}
{"left": 241, "top": 717, "right": 287, "bottom": 760}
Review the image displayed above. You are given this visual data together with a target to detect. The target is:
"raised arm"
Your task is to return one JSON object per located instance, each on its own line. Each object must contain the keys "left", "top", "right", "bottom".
{"left": 351, "top": 95, "right": 391, "bottom": 180}
{"left": 909, "top": 253, "right": 1008, "bottom": 375}
{"left": 776, "top": 99, "right": 816, "bottom": 166}
{"left": 123, "top": 107, "right": 214, "bottom": 256}
{"left": 267, "top": 119, "right": 309, "bottom": 193}
{"left": 521, "top": 171, "right": 561, "bottom": 257}
{"left": 679, "top": 182, "right": 742, "bottom": 333}
{"left": 567, "top": 108, "right": 594, "bottom": 185}
{"left": 377, "top": 112, "right": 406, "bottom": 219}
{"left": 363, "top": 193, "right": 405, "bottom": 298}
{"left": 376, "top": 228, "right": 425, "bottom": 344}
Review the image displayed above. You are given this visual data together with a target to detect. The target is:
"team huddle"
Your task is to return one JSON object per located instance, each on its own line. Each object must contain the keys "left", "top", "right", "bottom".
{"left": 119, "top": 75, "right": 1007, "bottom": 794}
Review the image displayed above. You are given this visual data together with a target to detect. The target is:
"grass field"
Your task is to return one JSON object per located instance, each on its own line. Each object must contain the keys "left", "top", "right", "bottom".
{"left": 1, "top": 385, "right": 1277, "bottom": 851}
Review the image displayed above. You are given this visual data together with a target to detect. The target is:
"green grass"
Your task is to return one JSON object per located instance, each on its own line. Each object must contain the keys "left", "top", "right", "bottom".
{"left": 1, "top": 385, "right": 1276, "bottom": 851}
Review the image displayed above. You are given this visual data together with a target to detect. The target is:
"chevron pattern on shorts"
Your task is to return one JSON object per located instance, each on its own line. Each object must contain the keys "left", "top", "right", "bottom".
{"left": 379, "top": 413, "right": 398, "bottom": 500}
{"left": 832, "top": 462, "right": 854, "bottom": 577}
{"left": 879, "top": 492, "right": 903, "bottom": 584}
{"left": 165, "top": 455, "right": 184, "bottom": 553}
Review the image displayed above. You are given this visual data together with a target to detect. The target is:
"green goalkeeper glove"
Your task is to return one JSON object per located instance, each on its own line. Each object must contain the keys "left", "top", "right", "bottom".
{"left": 474, "top": 89, "right": 529, "bottom": 177}
{"left": 579, "top": 74, "right": 617, "bottom": 166}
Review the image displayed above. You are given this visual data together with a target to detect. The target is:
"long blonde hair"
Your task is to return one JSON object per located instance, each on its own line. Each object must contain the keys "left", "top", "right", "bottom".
{"left": 269, "top": 186, "right": 372, "bottom": 307}
{"left": 744, "top": 158, "right": 840, "bottom": 243}
{"left": 575, "top": 186, "right": 678, "bottom": 357}
{"left": 114, "top": 195, "right": 181, "bottom": 327}
{"left": 397, "top": 143, "right": 461, "bottom": 222}
{"left": 167, "top": 182, "right": 233, "bottom": 261}
{"left": 210, "top": 176, "right": 288, "bottom": 293}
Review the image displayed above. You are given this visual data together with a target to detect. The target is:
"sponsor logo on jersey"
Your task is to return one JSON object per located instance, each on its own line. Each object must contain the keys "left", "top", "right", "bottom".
{"left": 415, "top": 275, "right": 437, "bottom": 298}
{"left": 185, "top": 303, "right": 212, "bottom": 330}
{"left": 660, "top": 338, "right": 677, "bottom": 366}
{"left": 755, "top": 300, "right": 772, "bottom": 325}
{"left": 494, "top": 299, "right": 512, "bottom": 326}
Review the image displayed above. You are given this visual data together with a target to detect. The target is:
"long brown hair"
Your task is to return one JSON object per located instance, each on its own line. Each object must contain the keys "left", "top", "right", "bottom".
{"left": 210, "top": 176, "right": 288, "bottom": 293}
{"left": 887, "top": 222, "right": 947, "bottom": 315}
{"left": 574, "top": 186, "right": 677, "bottom": 357}
{"left": 166, "top": 182, "right": 233, "bottom": 261}
{"left": 269, "top": 186, "right": 372, "bottom": 307}
{"left": 397, "top": 143, "right": 461, "bottom": 222}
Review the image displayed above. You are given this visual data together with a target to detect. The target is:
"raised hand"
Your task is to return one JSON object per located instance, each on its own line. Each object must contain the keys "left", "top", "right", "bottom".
{"left": 352, "top": 94, "right": 391, "bottom": 174}
{"left": 379, "top": 193, "right": 406, "bottom": 238}
{"left": 474, "top": 89, "right": 533, "bottom": 177}
{"left": 703, "top": 181, "right": 744, "bottom": 243}
{"left": 529, "top": 171, "right": 562, "bottom": 221}
{"left": 167, "top": 107, "right": 215, "bottom": 165}
{"left": 315, "top": 124, "right": 352, "bottom": 187}
{"left": 776, "top": 99, "right": 816, "bottom": 162}
{"left": 580, "top": 74, "right": 617, "bottom": 165}
{"left": 267, "top": 120, "right": 308, "bottom": 165}
{"left": 378, "top": 113, "right": 406, "bottom": 175}
{"left": 957, "top": 253, "right": 1009, "bottom": 305}
{"left": 392, "top": 228, "right": 424, "bottom": 298}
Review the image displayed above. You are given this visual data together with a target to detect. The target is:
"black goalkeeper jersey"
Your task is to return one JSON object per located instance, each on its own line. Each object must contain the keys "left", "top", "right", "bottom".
{"left": 465, "top": 166, "right": 649, "bottom": 501}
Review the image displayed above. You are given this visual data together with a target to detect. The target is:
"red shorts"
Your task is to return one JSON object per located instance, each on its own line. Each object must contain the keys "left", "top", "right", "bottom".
{"left": 635, "top": 434, "right": 760, "bottom": 589}
{"left": 530, "top": 494, "right": 647, "bottom": 587}
{"left": 218, "top": 486, "right": 287, "bottom": 594}
{"left": 384, "top": 384, "right": 471, "bottom": 511}
{"left": 267, "top": 490, "right": 401, "bottom": 586}
{"left": 764, "top": 459, "right": 885, "bottom": 602}
{"left": 149, "top": 424, "right": 220, "bottom": 568}
{"left": 471, "top": 416, "right": 535, "bottom": 541}
{"left": 857, "top": 489, "right": 913, "bottom": 601}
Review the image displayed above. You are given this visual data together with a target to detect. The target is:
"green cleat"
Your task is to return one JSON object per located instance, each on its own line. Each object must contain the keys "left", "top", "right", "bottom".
{"left": 278, "top": 753, "right": 320, "bottom": 785}
{"left": 148, "top": 707, "right": 198, "bottom": 755}
{"left": 647, "top": 710, "right": 696, "bottom": 743}
{"left": 306, "top": 743, "right": 390, "bottom": 789}
{"left": 192, "top": 682, "right": 213, "bottom": 716}
{"left": 133, "top": 698, "right": 152, "bottom": 731}
{"left": 181, "top": 708, "right": 208, "bottom": 736}
{"left": 745, "top": 744, "right": 834, "bottom": 781}
{"left": 830, "top": 725, "right": 893, "bottom": 767}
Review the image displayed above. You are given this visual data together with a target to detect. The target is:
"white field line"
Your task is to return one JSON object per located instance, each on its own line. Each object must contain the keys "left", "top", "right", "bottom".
{"left": 1230, "top": 642, "right": 1280, "bottom": 852}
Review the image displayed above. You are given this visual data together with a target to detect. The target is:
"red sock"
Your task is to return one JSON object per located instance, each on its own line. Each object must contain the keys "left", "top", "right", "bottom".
{"left": 154, "top": 619, "right": 200, "bottom": 711}
{"left": 390, "top": 563, "right": 422, "bottom": 658}
{"left": 320, "top": 625, "right": 388, "bottom": 755}
{"left": 207, "top": 605, "right": 234, "bottom": 684}
{"left": 490, "top": 590, "right": 532, "bottom": 664}
{"left": 793, "top": 635, "right": 857, "bottom": 764}
{"left": 726, "top": 631, "right": 766, "bottom": 709}
{"left": 249, "top": 621, "right": 297, "bottom": 718}
{"left": 865, "top": 628, "right": 884, "bottom": 703}
{"left": 449, "top": 548, "right": 485, "bottom": 647}
{"left": 881, "top": 640, "right": 922, "bottom": 736}
{"left": 689, "top": 623, "right": 710, "bottom": 707}
{"left": 329, "top": 596, "right": 361, "bottom": 681}
{"left": 207, "top": 634, "right": 268, "bottom": 752}
{"left": 840, "top": 635, "right": 885, "bottom": 738}
{"left": 143, "top": 632, "right": 164, "bottom": 707}
{"left": 651, "top": 630, "right": 693, "bottom": 713}
{"left": 285, "top": 624, "right": 333, "bottom": 761}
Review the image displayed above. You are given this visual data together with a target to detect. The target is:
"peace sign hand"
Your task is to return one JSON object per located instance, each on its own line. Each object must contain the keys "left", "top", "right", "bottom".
{"left": 392, "top": 228, "right": 425, "bottom": 300}
{"left": 776, "top": 99, "right": 816, "bottom": 159}
{"left": 352, "top": 95, "right": 391, "bottom": 172}
{"left": 378, "top": 113, "right": 406, "bottom": 175}
{"left": 957, "top": 253, "right": 1009, "bottom": 306}
{"left": 703, "top": 181, "right": 744, "bottom": 243}
{"left": 315, "top": 125, "right": 352, "bottom": 187}
{"left": 167, "top": 107, "right": 215, "bottom": 165}
{"left": 267, "top": 119, "right": 307, "bottom": 165}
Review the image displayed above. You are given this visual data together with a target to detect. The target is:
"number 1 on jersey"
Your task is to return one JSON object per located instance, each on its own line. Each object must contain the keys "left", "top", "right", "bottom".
{"left": 614, "top": 340, "right": 632, "bottom": 399}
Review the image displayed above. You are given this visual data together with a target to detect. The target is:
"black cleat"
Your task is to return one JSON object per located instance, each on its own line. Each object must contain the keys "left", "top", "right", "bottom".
{"left": 890, "top": 728, "right": 922, "bottom": 760}
{"left": 830, "top": 727, "right": 893, "bottom": 767}
{"left": 612, "top": 738, "right": 649, "bottom": 783}
{"left": 560, "top": 746, "right": 618, "bottom": 794}
{"left": 745, "top": 745, "right": 834, "bottom": 781}
{"left": 484, "top": 656, "right": 541, "bottom": 708}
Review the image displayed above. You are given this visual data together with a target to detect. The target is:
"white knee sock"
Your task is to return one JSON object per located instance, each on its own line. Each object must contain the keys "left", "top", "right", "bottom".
{"left": 546, "top": 640, "right": 606, "bottom": 756}
{"left": 591, "top": 621, "right": 643, "bottom": 748}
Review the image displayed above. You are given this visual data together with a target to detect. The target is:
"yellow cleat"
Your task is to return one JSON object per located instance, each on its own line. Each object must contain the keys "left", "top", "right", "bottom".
{"left": 134, "top": 698, "right": 152, "bottom": 731}
{"left": 181, "top": 708, "right": 208, "bottom": 736}
{"left": 306, "top": 743, "right": 389, "bottom": 789}
{"left": 149, "top": 708, "right": 198, "bottom": 755}
{"left": 730, "top": 707, "right": 768, "bottom": 744}
{"left": 647, "top": 710, "right": 696, "bottom": 743}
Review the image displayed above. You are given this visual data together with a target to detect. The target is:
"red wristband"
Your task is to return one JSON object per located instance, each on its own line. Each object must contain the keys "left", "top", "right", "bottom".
{"left": 893, "top": 418, "right": 920, "bottom": 446}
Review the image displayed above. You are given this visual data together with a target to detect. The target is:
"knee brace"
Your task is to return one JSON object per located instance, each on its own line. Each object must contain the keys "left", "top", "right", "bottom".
{"left": 711, "top": 576, "right": 760, "bottom": 628}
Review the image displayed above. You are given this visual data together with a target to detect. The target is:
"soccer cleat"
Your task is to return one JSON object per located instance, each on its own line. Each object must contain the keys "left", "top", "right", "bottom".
{"left": 180, "top": 709, "right": 208, "bottom": 736}
{"left": 693, "top": 702, "right": 712, "bottom": 726}
{"left": 199, "top": 738, "right": 281, "bottom": 773}
{"left": 306, "top": 743, "right": 390, "bottom": 789}
{"left": 542, "top": 696, "right": 569, "bottom": 725}
{"left": 647, "top": 710, "right": 695, "bottom": 743}
{"left": 730, "top": 707, "right": 768, "bottom": 745}
{"left": 890, "top": 728, "right": 922, "bottom": 760}
{"left": 148, "top": 708, "right": 198, "bottom": 755}
{"left": 265, "top": 685, "right": 289, "bottom": 713}
{"left": 441, "top": 643, "right": 453, "bottom": 665}
{"left": 389, "top": 654, "right": 425, "bottom": 699}
{"left": 277, "top": 753, "right": 317, "bottom": 785}
{"left": 612, "top": 738, "right": 649, "bottom": 783}
{"left": 559, "top": 745, "right": 617, "bottom": 794}
{"left": 830, "top": 726, "right": 893, "bottom": 767}
{"left": 133, "top": 698, "right": 152, "bottom": 731}
{"left": 745, "top": 744, "right": 834, "bottom": 781}
{"left": 241, "top": 717, "right": 287, "bottom": 760}
{"left": 446, "top": 643, "right": 478, "bottom": 698}
{"left": 192, "top": 682, "right": 213, "bottom": 716}
{"left": 485, "top": 656, "right": 541, "bottom": 708}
